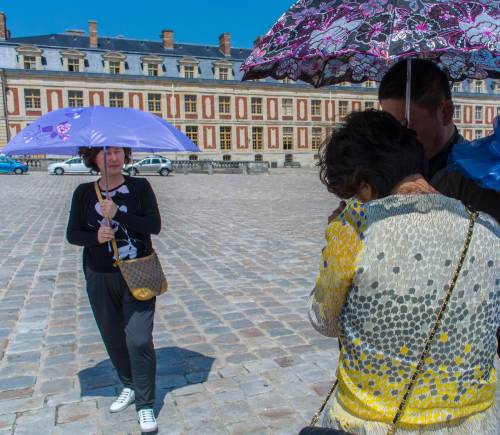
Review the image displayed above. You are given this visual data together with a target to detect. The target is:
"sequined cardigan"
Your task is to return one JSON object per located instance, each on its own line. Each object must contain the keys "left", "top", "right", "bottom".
{"left": 309, "top": 194, "right": 499, "bottom": 426}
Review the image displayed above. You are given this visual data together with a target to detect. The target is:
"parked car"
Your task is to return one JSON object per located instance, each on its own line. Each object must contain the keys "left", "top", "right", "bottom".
{"left": 0, "top": 155, "right": 29, "bottom": 174}
{"left": 125, "top": 156, "right": 172, "bottom": 176}
{"left": 47, "top": 157, "right": 97, "bottom": 175}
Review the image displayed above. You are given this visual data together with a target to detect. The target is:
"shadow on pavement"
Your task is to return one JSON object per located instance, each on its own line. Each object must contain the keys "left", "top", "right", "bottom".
{"left": 78, "top": 346, "right": 215, "bottom": 433}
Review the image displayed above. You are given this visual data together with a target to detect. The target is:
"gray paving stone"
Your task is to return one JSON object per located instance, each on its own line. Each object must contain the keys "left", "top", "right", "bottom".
{"left": 0, "top": 172, "right": 340, "bottom": 434}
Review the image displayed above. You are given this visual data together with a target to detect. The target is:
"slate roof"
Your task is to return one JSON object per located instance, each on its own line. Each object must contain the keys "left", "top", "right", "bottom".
{"left": 9, "top": 34, "right": 252, "bottom": 60}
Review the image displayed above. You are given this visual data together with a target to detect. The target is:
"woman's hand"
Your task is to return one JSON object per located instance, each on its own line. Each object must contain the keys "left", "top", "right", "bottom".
{"left": 97, "top": 225, "right": 115, "bottom": 244}
{"left": 100, "top": 199, "right": 118, "bottom": 219}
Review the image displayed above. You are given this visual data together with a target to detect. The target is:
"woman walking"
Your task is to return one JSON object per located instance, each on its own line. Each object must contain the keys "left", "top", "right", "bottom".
{"left": 309, "top": 111, "right": 499, "bottom": 434}
{"left": 67, "top": 146, "right": 161, "bottom": 433}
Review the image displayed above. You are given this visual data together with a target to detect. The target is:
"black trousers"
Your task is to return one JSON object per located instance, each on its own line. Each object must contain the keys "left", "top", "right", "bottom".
{"left": 85, "top": 268, "right": 156, "bottom": 410}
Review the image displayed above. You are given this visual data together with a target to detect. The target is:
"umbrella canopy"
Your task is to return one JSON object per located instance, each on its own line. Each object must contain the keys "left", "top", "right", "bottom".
{"left": 241, "top": 0, "right": 499, "bottom": 86}
{"left": 450, "top": 116, "right": 500, "bottom": 191}
{"left": 3, "top": 106, "right": 200, "bottom": 156}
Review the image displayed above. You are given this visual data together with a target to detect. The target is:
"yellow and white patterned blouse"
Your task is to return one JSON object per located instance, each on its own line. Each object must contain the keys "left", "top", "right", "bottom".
{"left": 309, "top": 194, "right": 499, "bottom": 427}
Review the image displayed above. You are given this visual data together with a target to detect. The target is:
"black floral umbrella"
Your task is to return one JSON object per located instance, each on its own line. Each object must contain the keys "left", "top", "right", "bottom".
{"left": 242, "top": 0, "right": 499, "bottom": 88}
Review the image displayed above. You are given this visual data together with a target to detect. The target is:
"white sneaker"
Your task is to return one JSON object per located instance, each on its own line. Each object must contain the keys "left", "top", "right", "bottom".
{"left": 109, "top": 388, "right": 135, "bottom": 413}
{"left": 138, "top": 408, "right": 158, "bottom": 433}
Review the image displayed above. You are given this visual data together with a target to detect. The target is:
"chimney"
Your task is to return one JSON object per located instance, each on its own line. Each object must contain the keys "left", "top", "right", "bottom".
{"left": 88, "top": 20, "right": 98, "bottom": 48}
{"left": 219, "top": 32, "right": 231, "bottom": 57}
{"left": 162, "top": 29, "right": 174, "bottom": 49}
{"left": 0, "top": 12, "right": 8, "bottom": 40}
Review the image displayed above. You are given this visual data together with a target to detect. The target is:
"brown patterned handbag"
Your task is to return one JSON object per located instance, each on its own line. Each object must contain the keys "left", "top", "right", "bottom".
{"left": 94, "top": 182, "right": 168, "bottom": 301}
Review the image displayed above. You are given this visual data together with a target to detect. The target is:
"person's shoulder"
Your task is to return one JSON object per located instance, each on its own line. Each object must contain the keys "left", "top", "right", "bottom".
{"left": 73, "top": 181, "right": 95, "bottom": 196}
{"left": 125, "top": 175, "right": 149, "bottom": 187}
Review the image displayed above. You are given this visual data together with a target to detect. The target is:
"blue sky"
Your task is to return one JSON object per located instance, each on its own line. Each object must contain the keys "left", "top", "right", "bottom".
{"left": 2, "top": 0, "right": 294, "bottom": 48}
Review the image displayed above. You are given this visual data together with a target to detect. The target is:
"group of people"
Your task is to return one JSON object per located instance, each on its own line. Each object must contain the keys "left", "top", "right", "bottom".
{"left": 66, "top": 59, "right": 499, "bottom": 434}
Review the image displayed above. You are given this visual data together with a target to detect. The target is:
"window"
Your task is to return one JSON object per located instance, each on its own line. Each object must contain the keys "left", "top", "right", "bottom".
{"left": 189, "top": 154, "right": 198, "bottom": 161}
{"left": 67, "top": 58, "right": 80, "bottom": 72}
{"left": 148, "top": 93, "right": 162, "bottom": 113}
{"left": 109, "top": 92, "right": 124, "bottom": 108}
{"left": 109, "top": 61, "right": 121, "bottom": 74}
{"left": 147, "top": 64, "right": 159, "bottom": 77}
{"left": 219, "top": 96, "right": 230, "bottom": 114}
{"left": 364, "top": 81, "right": 375, "bottom": 88}
{"left": 311, "top": 100, "right": 321, "bottom": 116}
{"left": 474, "top": 130, "right": 482, "bottom": 139}
{"left": 452, "top": 82, "right": 462, "bottom": 93}
{"left": 222, "top": 154, "right": 231, "bottom": 161}
{"left": 255, "top": 154, "right": 263, "bottom": 162}
{"left": 185, "top": 126, "right": 198, "bottom": 144}
{"left": 364, "top": 101, "right": 375, "bottom": 110}
{"left": 497, "top": 106, "right": 500, "bottom": 116}
{"left": 24, "top": 89, "right": 41, "bottom": 109}
{"left": 68, "top": 90, "right": 84, "bottom": 107}
{"left": 475, "top": 106, "right": 483, "bottom": 121}
{"left": 312, "top": 127, "right": 322, "bottom": 150}
{"left": 453, "top": 105, "right": 461, "bottom": 122}
{"left": 475, "top": 80, "right": 484, "bottom": 93}
{"left": 184, "top": 65, "right": 194, "bottom": 79}
{"left": 220, "top": 126, "right": 231, "bottom": 150}
{"left": 282, "top": 98, "right": 293, "bottom": 116}
{"left": 23, "top": 56, "right": 36, "bottom": 70}
{"left": 251, "top": 97, "right": 263, "bottom": 115}
{"left": 219, "top": 67, "right": 229, "bottom": 80}
{"left": 184, "top": 95, "right": 197, "bottom": 113}
{"left": 283, "top": 127, "right": 293, "bottom": 150}
{"left": 252, "top": 127, "right": 263, "bottom": 150}
{"left": 339, "top": 100, "right": 348, "bottom": 118}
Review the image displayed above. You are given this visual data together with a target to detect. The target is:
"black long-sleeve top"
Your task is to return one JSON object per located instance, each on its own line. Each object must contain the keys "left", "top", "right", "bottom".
{"left": 66, "top": 176, "right": 161, "bottom": 273}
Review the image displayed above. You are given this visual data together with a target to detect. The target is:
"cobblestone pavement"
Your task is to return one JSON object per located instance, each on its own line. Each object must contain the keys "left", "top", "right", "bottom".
{"left": 0, "top": 171, "right": 342, "bottom": 435}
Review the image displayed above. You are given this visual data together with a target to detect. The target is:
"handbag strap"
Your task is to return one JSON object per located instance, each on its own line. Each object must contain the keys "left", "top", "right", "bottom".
{"left": 309, "top": 207, "right": 478, "bottom": 432}
{"left": 94, "top": 181, "right": 121, "bottom": 265}
{"left": 387, "top": 206, "right": 478, "bottom": 435}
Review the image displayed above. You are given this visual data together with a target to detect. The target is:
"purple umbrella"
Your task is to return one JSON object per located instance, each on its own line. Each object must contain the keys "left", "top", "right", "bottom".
{"left": 3, "top": 106, "right": 200, "bottom": 155}
{"left": 3, "top": 106, "right": 200, "bottom": 197}
{"left": 242, "top": 0, "right": 499, "bottom": 124}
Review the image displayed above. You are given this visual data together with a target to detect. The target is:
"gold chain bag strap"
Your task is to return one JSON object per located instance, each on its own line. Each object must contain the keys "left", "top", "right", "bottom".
{"left": 94, "top": 182, "right": 168, "bottom": 301}
{"left": 304, "top": 208, "right": 478, "bottom": 435}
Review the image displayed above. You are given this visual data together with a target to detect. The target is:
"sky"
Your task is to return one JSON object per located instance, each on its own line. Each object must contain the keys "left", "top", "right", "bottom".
{"left": 1, "top": 0, "right": 294, "bottom": 48}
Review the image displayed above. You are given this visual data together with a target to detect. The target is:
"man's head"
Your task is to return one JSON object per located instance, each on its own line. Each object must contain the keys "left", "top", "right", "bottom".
{"left": 378, "top": 59, "right": 455, "bottom": 159}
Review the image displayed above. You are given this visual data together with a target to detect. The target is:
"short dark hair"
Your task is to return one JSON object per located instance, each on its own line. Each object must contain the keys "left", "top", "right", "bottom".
{"left": 378, "top": 59, "right": 452, "bottom": 111}
{"left": 78, "top": 147, "right": 132, "bottom": 172}
{"left": 318, "top": 110, "right": 427, "bottom": 199}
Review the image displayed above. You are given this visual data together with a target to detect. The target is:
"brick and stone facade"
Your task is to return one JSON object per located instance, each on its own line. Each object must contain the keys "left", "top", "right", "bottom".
{"left": 0, "top": 14, "right": 498, "bottom": 166}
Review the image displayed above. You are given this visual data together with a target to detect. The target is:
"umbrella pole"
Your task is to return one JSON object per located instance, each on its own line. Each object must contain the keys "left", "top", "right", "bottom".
{"left": 103, "top": 145, "right": 110, "bottom": 199}
{"left": 405, "top": 58, "right": 412, "bottom": 127}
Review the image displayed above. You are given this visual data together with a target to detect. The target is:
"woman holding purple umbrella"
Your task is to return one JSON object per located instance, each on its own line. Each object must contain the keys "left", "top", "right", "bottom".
{"left": 67, "top": 146, "right": 160, "bottom": 433}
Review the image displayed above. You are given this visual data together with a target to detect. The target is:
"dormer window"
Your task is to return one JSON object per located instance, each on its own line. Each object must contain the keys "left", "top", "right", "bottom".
{"left": 148, "top": 64, "right": 159, "bottom": 76}
{"left": 140, "top": 55, "right": 163, "bottom": 77}
{"left": 102, "top": 52, "right": 127, "bottom": 75}
{"left": 219, "top": 67, "right": 229, "bottom": 80}
{"left": 184, "top": 66, "right": 194, "bottom": 78}
{"left": 212, "top": 60, "right": 233, "bottom": 80}
{"left": 16, "top": 45, "right": 43, "bottom": 70}
{"left": 24, "top": 56, "right": 36, "bottom": 70}
{"left": 61, "top": 49, "right": 86, "bottom": 72}
{"left": 110, "top": 61, "right": 121, "bottom": 74}
{"left": 178, "top": 57, "right": 199, "bottom": 79}
{"left": 68, "top": 58, "right": 80, "bottom": 72}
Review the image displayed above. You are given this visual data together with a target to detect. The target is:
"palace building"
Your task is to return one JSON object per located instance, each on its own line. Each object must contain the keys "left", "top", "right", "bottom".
{"left": 0, "top": 13, "right": 498, "bottom": 166}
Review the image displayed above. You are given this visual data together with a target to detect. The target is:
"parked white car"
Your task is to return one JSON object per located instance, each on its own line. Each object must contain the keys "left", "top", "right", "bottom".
{"left": 125, "top": 156, "right": 173, "bottom": 176}
{"left": 47, "top": 157, "right": 97, "bottom": 175}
